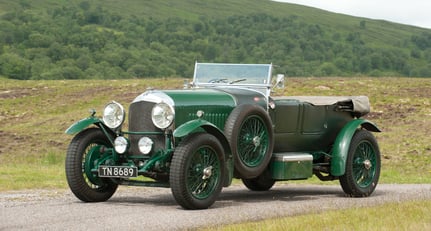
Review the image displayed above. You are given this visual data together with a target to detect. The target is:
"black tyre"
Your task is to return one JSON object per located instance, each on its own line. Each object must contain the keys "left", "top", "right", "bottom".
{"left": 65, "top": 128, "right": 118, "bottom": 202}
{"left": 339, "top": 129, "right": 381, "bottom": 197}
{"left": 242, "top": 168, "right": 275, "bottom": 191}
{"left": 170, "top": 133, "right": 225, "bottom": 210}
{"left": 224, "top": 104, "right": 274, "bottom": 179}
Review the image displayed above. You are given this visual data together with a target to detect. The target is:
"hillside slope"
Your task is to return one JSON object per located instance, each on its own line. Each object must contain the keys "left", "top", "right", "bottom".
{"left": 0, "top": 0, "right": 430, "bottom": 78}
{"left": 1, "top": 77, "right": 430, "bottom": 190}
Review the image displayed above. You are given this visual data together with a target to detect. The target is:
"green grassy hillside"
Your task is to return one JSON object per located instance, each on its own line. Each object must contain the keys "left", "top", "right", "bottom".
{"left": 0, "top": 0, "right": 431, "bottom": 79}
{"left": 2, "top": 0, "right": 425, "bottom": 44}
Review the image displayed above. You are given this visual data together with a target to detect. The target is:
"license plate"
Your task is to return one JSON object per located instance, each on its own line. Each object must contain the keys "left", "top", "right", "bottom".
{"left": 98, "top": 166, "right": 138, "bottom": 178}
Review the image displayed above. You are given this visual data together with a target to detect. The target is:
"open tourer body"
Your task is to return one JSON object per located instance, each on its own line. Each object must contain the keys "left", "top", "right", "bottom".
{"left": 65, "top": 63, "right": 381, "bottom": 209}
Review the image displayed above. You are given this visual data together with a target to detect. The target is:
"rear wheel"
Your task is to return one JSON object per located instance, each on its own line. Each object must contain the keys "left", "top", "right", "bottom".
{"left": 339, "top": 130, "right": 380, "bottom": 197}
{"left": 170, "top": 133, "right": 225, "bottom": 210}
{"left": 242, "top": 168, "right": 275, "bottom": 191}
{"left": 65, "top": 128, "right": 118, "bottom": 202}
{"left": 224, "top": 104, "right": 274, "bottom": 179}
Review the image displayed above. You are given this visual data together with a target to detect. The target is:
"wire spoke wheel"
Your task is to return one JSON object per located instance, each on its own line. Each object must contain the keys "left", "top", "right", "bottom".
{"left": 225, "top": 104, "right": 274, "bottom": 179}
{"left": 170, "top": 133, "right": 225, "bottom": 210}
{"left": 187, "top": 146, "right": 221, "bottom": 199}
{"left": 238, "top": 116, "right": 269, "bottom": 167}
{"left": 340, "top": 129, "right": 380, "bottom": 197}
{"left": 352, "top": 141, "right": 377, "bottom": 188}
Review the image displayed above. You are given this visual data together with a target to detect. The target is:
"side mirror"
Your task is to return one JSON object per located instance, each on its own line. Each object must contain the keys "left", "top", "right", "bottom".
{"left": 274, "top": 74, "right": 285, "bottom": 89}
{"left": 183, "top": 79, "right": 189, "bottom": 89}
{"left": 183, "top": 79, "right": 195, "bottom": 89}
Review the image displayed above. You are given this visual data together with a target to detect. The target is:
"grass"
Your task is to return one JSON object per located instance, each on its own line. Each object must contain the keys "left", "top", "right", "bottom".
{"left": 0, "top": 78, "right": 182, "bottom": 190}
{"left": 1, "top": 77, "right": 430, "bottom": 191}
{"left": 1, "top": 77, "right": 430, "bottom": 230}
{"left": 204, "top": 200, "right": 431, "bottom": 231}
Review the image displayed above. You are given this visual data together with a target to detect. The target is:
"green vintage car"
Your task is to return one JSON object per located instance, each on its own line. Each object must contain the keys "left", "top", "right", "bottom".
{"left": 65, "top": 63, "right": 381, "bottom": 209}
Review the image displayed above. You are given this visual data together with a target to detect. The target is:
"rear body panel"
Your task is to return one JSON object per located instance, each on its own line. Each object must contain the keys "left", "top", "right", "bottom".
{"left": 271, "top": 98, "right": 353, "bottom": 153}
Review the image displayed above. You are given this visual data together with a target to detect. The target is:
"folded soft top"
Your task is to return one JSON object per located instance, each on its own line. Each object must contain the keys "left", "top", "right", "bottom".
{"left": 272, "top": 96, "right": 370, "bottom": 117}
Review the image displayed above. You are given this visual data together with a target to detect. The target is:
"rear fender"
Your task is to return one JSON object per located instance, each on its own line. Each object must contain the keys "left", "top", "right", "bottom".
{"left": 173, "top": 119, "right": 233, "bottom": 186}
{"left": 330, "top": 119, "right": 381, "bottom": 176}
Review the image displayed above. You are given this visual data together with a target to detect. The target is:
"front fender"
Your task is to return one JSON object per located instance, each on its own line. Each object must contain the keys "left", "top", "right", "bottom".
{"left": 173, "top": 119, "right": 231, "bottom": 155}
{"left": 173, "top": 119, "right": 233, "bottom": 187}
{"left": 173, "top": 119, "right": 211, "bottom": 138}
{"left": 330, "top": 119, "right": 381, "bottom": 176}
{"left": 65, "top": 117, "right": 102, "bottom": 135}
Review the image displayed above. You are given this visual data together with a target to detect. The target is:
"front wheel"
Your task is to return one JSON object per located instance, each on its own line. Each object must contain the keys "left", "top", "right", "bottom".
{"left": 339, "top": 129, "right": 381, "bottom": 197}
{"left": 65, "top": 128, "right": 118, "bottom": 202}
{"left": 170, "top": 133, "right": 226, "bottom": 210}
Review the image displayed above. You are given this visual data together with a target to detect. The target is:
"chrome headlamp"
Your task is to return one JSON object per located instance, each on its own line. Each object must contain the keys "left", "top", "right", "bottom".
{"left": 103, "top": 101, "right": 125, "bottom": 129}
{"left": 114, "top": 136, "right": 128, "bottom": 154}
{"left": 138, "top": 137, "right": 153, "bottom": 154}
{"left": 151, "top": 102, "right": 175, "bottom": 129}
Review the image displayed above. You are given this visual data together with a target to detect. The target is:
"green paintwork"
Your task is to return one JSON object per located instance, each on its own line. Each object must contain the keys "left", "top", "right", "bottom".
{"left": 270, "top": 153, "right": 313, "bottom": 180}
{"left": 164, "top": 89, "right": 236, "bottom": 130}
{"left": 84, "top": 145, "right": 104, "bottom": 185}
{"left": 271, "top": 99, "right": 352, "bottom": 153}
{"left": 330, "top": 119, "right": 380, "bottom": 176}
{"left": 139, "top": 149, "right": 172, "bottom": 173}
{"left": 164, "top": 89, "right": 236, "bottom": 107}
{"left": 65, "top": 117, "right": 102, "bottom": 135}
{"left": 173, "top": 119, "right": 215, "bottom": 138}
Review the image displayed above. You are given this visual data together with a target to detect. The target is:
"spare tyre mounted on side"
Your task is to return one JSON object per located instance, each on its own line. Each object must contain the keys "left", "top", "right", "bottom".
{"left": 224, "top": 104, "right": 274, "bottom": 179}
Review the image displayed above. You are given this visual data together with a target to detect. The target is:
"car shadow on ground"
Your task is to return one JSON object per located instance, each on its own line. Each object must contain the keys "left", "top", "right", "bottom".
{"left": 212, "top": 184, "right": 343, "bottom": 208}
{"left": 103, "top": 184, "right": 386, "bottom": 209}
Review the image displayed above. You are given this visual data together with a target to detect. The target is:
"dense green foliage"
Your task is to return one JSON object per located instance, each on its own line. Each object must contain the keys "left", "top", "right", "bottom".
{"left": 1, "top": 0, "right": 431, "bottom": 79}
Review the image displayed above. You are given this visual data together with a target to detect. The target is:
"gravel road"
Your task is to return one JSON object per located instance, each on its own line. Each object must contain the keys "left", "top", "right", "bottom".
{"left": 1, "top": 184, "right": 430, "bottom": 230}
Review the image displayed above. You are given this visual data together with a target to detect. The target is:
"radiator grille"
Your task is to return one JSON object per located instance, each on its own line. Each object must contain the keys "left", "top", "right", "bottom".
{"left": 128, "top": 101, "right": 165, "bottom": 156}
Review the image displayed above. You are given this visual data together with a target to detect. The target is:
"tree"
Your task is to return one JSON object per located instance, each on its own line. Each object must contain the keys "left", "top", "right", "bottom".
{"left": 359, "top": 57, "right": 372, "bottom": 73}
{"left": 318, "top": 62, "right": 338, "bottom": 76}
{"left": 27, "top": 33, "right": 53, "bottom": 48}
{"left": 127, "top": 64, "right": 147, "bottom": 78}
{"left": 0, "top": 53, "right": 31, "bottom": 79}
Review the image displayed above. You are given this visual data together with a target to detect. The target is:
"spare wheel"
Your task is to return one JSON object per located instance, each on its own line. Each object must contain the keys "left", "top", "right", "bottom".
{"left": 224, "top": 104, "right": 274, "bottom": 179}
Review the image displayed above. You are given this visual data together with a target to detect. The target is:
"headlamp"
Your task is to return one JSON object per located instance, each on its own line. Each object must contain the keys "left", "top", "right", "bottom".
{"left": 151, "top": 102, "right": 175, "bottom": 129}
{"left": 102, "top": 101, "right": 125, "bottom": 129}
{"left": 114, "top": 136, "right": 128, "bottom": 154}
{"left": 138, "top": 137, "right": 153, "bottom": 154}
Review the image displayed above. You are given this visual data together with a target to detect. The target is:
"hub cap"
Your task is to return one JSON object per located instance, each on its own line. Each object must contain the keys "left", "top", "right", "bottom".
{"left": 363, "top": 159, "right": 372, "bottom": 170}
{"left": 202, "top": 166, "right": 213, "bottom": 180}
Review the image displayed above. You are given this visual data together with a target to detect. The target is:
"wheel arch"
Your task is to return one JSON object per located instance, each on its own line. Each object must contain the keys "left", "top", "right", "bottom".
{"left": 65, "top": 117, "right": 116, "bottom": 146}
{"left": 65, "top": 117, "right": 102, "bottom": 135}
{"left": 330, "top": 119, "right": 381, "bottom": 176}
